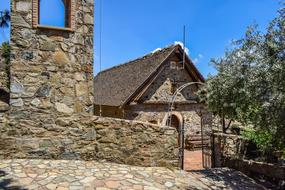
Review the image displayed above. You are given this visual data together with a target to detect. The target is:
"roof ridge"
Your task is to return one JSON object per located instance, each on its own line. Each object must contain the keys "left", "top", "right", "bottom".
{"left": 93, "top": 42, "right": 206, "bottom": 107}
{"left": 96, "top": 44, "right": 178, "bottom": 76}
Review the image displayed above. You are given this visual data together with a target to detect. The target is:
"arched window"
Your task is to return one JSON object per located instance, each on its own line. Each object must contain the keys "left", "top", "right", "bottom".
{"left": 32, "top": 0, "right": 75, "bottom": 30}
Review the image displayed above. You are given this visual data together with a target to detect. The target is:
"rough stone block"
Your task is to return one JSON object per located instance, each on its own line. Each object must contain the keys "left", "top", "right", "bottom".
{"left": 11, "top": 14, "right": 30, "bottom": 28}
{"left": 75, "top": 83, "right": 88, "bottom": 96}
{"left": 55, "top": 103, "right": 74, "bottom": 115}
{"left": 15, "top": 1, "right": 32, "bottom": 12}
{"left": 10, "top": 98, "right": 24, "bottom": 107}
{"left": 53, "top": 50, "right": 69, "bottom": 65}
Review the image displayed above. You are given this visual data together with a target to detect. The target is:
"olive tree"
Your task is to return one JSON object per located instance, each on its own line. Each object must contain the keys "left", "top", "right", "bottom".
{"left": 201, "top": 5, "right": 285, "bottom": 158}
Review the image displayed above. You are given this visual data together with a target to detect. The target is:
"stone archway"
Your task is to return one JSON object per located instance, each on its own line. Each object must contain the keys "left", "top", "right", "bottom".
{"left": 167, "top": 114, "right": 181, "bottom": 145}
{"left": 162, "top": 111, "right": 184, "bottom": 128}
{"left": 162, "top": 111, "right": 205, "bottom": 171}
{"left": 162, "top": 112, "right": 184, "bottom": 169}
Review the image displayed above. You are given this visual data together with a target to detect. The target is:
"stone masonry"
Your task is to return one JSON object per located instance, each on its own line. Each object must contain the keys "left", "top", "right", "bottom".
{"left": 0, "top": 0, "right": 181, "bottom": 168}
{"left": 0, "top": 116, "right": 179, "bottom": 168}
{"left": 124, "top": 56, "right": 212, "bottom": 136}
{"left": 0, "top": 47, "right": 10, "bottom": 124}
{"left": 94, "top": 50, "right": 212, "bottom": 138}
{"left": 212, "top": 133, "right": 248, "bottom": 167}
{"left": 9, "top": 0, "right": 94, "bottom": 127}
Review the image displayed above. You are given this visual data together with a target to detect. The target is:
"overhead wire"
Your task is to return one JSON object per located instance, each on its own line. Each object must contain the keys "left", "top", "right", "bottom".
{"left": 183, "top": 25, "right": 186, "bottom": 70}
{"left": 99, "top": 0, "right": 102, "bottom": 116}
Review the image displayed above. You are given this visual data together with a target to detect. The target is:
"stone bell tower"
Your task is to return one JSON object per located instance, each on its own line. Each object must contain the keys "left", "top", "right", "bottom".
{"left": 9, "top": 0, "right": 94, "bottom": 127}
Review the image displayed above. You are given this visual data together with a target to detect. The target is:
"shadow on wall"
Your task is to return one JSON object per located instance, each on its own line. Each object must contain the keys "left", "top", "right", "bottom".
{"left": 0, "top": 89, "right": 9, "bottom": 104}
{"left": 0, "top": 170, "right": 28, "bottom": 190}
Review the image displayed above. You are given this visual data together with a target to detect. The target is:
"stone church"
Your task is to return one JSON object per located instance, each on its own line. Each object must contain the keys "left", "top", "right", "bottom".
{"left": 94, "top": 44, "right": 210, "bottom": 136}
{"left": 0, "top": 0, "right": 211, "bottom": 168}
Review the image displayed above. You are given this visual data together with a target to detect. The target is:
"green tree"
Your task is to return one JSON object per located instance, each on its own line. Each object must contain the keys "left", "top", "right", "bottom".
{"left": 1, "top": 42, "right": 10, "bottom": 62}
{"left": 201, "top": 5, "right": 285, "bottom": 158}
{"left": 0, "top": 10, "right": 10, "bottom": 28}
{"left": 1, "top": 41, "right": 10, "bottom": 90}
{"left": 0, "top": 9, "right": 10, "bottom": 42}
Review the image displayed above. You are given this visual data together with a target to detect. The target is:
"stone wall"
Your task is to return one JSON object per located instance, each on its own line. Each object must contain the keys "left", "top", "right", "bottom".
{"left": 224, "top": 158, "right": 285, "bottom": 182}
{"left": 9, "top": 0, "right": 94, "bottom": 128}
{"left": 1, "top": 0, "right": 180, "bottom": 169}
{"left": 212, "top": 133, "right": 248, "bottom": 167}
{"left": 97, "top": 103, "right": 212, "bottom": 141}
{"left": 0, "top": 116, "right": 179, "bottom": 168}
{"left": 124, "top": 104, "right": 212, "bottom": 137}
{"left": 213, "top": 133, "right": 285, "bottom": 188}
{"left": 0, "top": 48, "right": 10, "bottom": 123}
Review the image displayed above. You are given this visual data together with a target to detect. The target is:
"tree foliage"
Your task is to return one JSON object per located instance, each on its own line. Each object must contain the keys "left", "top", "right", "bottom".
{"left": 1, "top": 42, "right": 10, "bottom": 63}
{"left": 1, "top": 42, "right": 10, "bottom": 90}
{"left": 0, "top": 10, "right": 10, "bottom": 28}
{"left": 200, "top": 5, "right": 285, "bottom": 157}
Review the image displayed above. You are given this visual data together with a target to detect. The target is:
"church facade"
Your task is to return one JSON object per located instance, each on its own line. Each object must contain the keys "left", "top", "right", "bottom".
{"left": 94, "top": 44, "right": 212, "bottom": 137}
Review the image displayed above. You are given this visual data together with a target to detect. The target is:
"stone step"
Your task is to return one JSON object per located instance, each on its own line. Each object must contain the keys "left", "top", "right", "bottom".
{"left": 187, "top": 137, "right": 210, "bottom": 142}
{"left": 186, "top": 135, "right": 210, "bottom": 142}
{"left": 185, "top": 140, "right": 211, "bottom": 150}
{"left": 186, "top": 140, "right": 210, "bottom": 146}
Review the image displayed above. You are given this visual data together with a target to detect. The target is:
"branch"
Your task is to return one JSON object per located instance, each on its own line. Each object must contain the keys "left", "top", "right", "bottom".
{"left": 225, "top": 119, "right": 233, "bottom": 130}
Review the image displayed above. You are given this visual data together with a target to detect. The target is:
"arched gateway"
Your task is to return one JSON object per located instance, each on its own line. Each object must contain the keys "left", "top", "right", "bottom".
{"left": 162, "top": 112, "right": 185, "bottom": 169}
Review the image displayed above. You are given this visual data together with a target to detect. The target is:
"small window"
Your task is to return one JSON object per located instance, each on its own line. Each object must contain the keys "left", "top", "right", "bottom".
{"left": 170, "top": 61, "right": 183, "bottom": 70}
{"left": 33, "top": 0, "right": 75, "bottom": 30}
{"left": 40, "top": 0, "right": 65, "bottom": 27}
{"left": 170, "top": 61, "right": 177, "bottom": 69}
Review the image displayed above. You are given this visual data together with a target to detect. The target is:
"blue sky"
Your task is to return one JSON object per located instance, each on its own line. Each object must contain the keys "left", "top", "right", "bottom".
{"left": 40, "top": 0, "right": 65, "bottom": 27}
{"left": 0, "top": 0, "right": 10, "bottom": 42}
{"left": 0, "top": 0, "right": 281, "bottom": 77}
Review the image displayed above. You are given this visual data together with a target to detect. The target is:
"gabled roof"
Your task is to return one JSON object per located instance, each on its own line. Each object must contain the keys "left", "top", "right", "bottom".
{"left": 94, "top": 44, "right": 205, "bottom": 107}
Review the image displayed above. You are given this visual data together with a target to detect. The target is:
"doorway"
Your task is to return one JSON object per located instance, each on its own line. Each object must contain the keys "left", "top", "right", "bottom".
{"left": 164, "top": 112, "right": 184, "bottom": 169}
{"left": 184, "top": 134, "right": 205, "bottom": 171}
{"left": 184, "top": 116, "right": 212, "bottom": 171}
{"left": 164, "top": 112, "right": 212, "bottom": 170}
{"left": 167, "top": 114, "right": 181, "bottom": 145}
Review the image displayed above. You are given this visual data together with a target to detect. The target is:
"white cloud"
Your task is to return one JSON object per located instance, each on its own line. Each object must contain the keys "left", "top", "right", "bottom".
{"left": 173, "top": 41, "right": 204, "bottom": 64}
{"left": 193, "top": 58, "right": 199, "bottom": 64}
{"left": 193, "top": 53, "right": 204, "bottom": 64}
{"left": 151, "top": 48, "right": 162, "bottom": 53}
{"left": 174, "top": 41, "right": 189, "bottom": 55}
